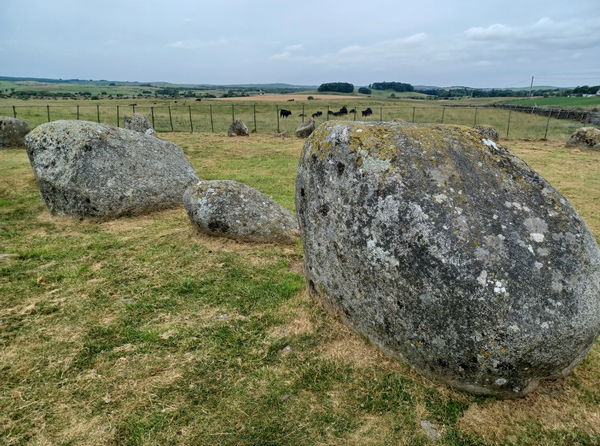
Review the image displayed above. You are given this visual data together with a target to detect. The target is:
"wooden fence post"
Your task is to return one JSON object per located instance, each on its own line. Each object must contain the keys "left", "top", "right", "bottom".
{"left": 506, "top": 110, "right": 512, "bottom": 138}
{"left": 412, "top": 107, "right": 416, "bottom": 123}
{"left": 302, "top": 104, "right": 305, "bottom": 123}
{"left": 47, "top": 105, "right": 51, "bottom": 122}
{"left": 253, "top": 104, "right": 257, "bottom": 133}
{"left": 12, "top": 105, "right": 17, "bottom": 118}
{"left": 150, "top": 107, "right": 155, "bottom": 129}
{"left": 231, "top": 104, "right": 235, "bottom": 121}
{"left": 77, "top": 104, "right": 80, "bottom": 120}
{"left": 168, "top": 106, "right": 174, "bottom": 131}
{"left": 188, "top": 105, "right": 193, "bottom": 133}
{"left": 132, "top": 104, "right": 136, "bottom": 114}
{"left": 116, "top": 105, "right": 119, "bottom": 126}
{"left": 209, "top": 105, "right": 214, "bottom": 132}
{"left": 441, "top": 106, "right": 445, "bottom": 123}
{"left": 96, "top": 104, "right": 100, "bottom": 123}
{"left": 276, "top": 105, "right": 280, "bottom": 132}
{"left": 380, "top": 107, "right": 383, "bottom": 121}
{"left": 544, "top": 111, "right": 552, "bottom": 140}
{"left": 474, "top": 107, "right": 478, "bottom": 126}
{"left": 326, "top": 106, "right": 329, "bottom": 121}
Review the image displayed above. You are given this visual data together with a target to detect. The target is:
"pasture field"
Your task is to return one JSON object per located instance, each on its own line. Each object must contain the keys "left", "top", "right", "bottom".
{"left": 0, "top": 96, "right": 589, "bottom": 140}
{"left": 504, "top": 97, "right": 600, "bottom": 109}
{"left": 1, "top": 132, "right": 599, "bottom": 445}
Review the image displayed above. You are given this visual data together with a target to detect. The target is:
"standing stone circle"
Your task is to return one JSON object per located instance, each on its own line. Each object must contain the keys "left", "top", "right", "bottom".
{"left": 227, "top": 120, "right": 249, "bottom": 137}
{"left": 296, "top": 121, "right": 600, "bottom": 398}
{"left": 296, "top": 119, "right": 316, "bottom": 138}
{"left": 25, "top": 120, "right": 199, "bottom": 218}
{"left": 0, "top": 117, "right": 30, "bottom": 148}
{"left": 184, "top": 180, "right": 299, "bottom": 244}
{"left": 123, "top": 113, "right": 153, "bottom": 134}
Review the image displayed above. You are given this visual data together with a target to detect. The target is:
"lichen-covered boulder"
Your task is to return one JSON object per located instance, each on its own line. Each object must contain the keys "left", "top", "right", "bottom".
{"left": 123, "top": 113, "right": 153, "bottom": 134}
{"left": 25, "top": 120, "right": 199, "bottom": 218}
{"left": 474, "top": 125, "right": 499, "bottom": 141}
{"left": 0, "top": 117, "right": 30, "bottom": 148}
{"left": 566, "top": 127, "right": 600, "bottom": 150}
{"left": 184, "top": 180, "right": 299, "bottom": 244}
{"left": 296, "top": 119, "right": 316, "bottom": 138}
{"left": 296, "top": 121, "right": 600, "bottom": 398}
{"left": 227, "top": 120, "right": 249, "bottom": 137}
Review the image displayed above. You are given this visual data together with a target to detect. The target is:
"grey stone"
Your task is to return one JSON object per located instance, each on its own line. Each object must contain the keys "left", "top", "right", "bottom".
{"left": 123, "top": 113, "right": 153, "bottom": 133}
{"left": 566, "top": 127, "right": 600, "bottom": 150}
{"left": 227, "top": 120, "right": 249, "bottom": 137}
{"left": 296, "top": 121, "right": 600, "bottom": 398}
{"left": 0, "top": 117, "right": 30, "bottom": 148}
{"left": 145, "top": 128, "right": 156, "bottom": 137}
{"left": 184, "top": 180, "right": 299, "bottom": 244}
{"left": 296, "top": 119, "right": 316, "bottom": 138}
{"left": 25, "top": 120, "right": 199, "bottom": 218}
{"left": 474, "top": 125, "right": 500, "bottom": 141}
{"left": 420, "top": 420, "right": 441, "bottom": 441}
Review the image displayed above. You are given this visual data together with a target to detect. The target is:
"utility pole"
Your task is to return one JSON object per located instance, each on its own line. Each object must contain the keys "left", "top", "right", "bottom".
{"left": 529, "top": 75, "right": 534, "bottom": 98}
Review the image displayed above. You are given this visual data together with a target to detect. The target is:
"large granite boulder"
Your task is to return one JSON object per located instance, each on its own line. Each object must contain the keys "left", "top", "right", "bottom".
{"left": 296, "top": 121, "right": 600, "bottom": 398}
{"left": 0, "top": 117, "right": 30, "bottom": 148}
{"left": 123, "top": 113, "right": 153, "bottom": 134}
{"left": 25, "top": 120, "right": 199, "bottom": 218}
{"left": 296, "top": 119, "right": 316, "bottom": 138}
{"left": 227, "top": 120, "right": 249, "bottom": 137}
{"left": 566, "top": 127, "right": 600, "bottom": 150}
{"left": 184, "top": 180, "right": 299, "bottom": 244}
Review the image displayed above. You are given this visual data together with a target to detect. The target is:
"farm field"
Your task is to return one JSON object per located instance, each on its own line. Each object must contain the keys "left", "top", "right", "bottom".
{"left": 0, "top": 97, "right": 588, "bottom": 140}
{"left": 504, "top": 96, "right": 600, "bottom": 109}
{"left": 1, "top": 132, "right": 599, "bottom": 445}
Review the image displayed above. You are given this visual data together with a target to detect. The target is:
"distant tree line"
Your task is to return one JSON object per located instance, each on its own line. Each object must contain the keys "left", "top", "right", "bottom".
{"left": 318, "top": 82, "right": 354, "bottom": 93}
{"left": 568, "top": 85, "right": 600, "bottom": 95}
{"left": 370, "top": 82, "right": 414, "bottom": 92}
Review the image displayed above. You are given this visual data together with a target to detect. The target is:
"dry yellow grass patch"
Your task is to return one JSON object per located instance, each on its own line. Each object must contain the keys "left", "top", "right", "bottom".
{"left": 459, "top": 348, "right": 600, "bottom": 442}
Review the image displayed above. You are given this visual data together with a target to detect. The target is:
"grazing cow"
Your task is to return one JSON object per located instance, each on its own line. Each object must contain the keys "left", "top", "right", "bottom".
{"left": 287, "top": 98, "right": 295, "bottom": 102}
{"left": 328, "top": 110, "right": 335, "bottom": 116}
{"left": 280, "top": 109, "right": 292, "bottom": 118}
{"left": 339, "top": 106, "right": 348, "bottom": 115}
{"left": 312, "top": 111, "right": 323, "bottom": 118}
{"left": 298, "top": 113, "right": 306, "bottom": 118}
{"left": 349, "top": 108, "right": 356, "bottom": 114}
{"left": 361, "top": 107, "right": 373, "bottom": 117}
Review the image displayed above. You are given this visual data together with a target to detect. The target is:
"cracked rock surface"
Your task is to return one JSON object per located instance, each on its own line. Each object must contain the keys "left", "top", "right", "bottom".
{"left": 296, "top": 121, "right": 600, "bottom": 398}
{"left": 25, "top": 120, "right": 198, "bottom": 218}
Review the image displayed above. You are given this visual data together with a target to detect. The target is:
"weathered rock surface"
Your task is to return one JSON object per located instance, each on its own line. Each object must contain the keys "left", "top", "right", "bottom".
{"left": 566, "top": 127, "right": 600, "bottom": 150}
{"left": 474, "top": 125, "right": 499, "bottom": 141}
{"left": 296, "top": 121, "right": 600, "bottom": 398}
{"left": 123, "top": 113, "right": 153, "bottom": 133}
{"left": 25, "top": 120, "right": 199, "bottom": 218}
{"left": 296, "top": 119, "right": 316, "bottom": 138}
{"left": 0, "top": 117, "right": 30, "bottom": 148}
{"left": 227, "top": 120, "right": 249, "bottom": 137}
{"left": 184, "top": 180, "right": 299, "bottom": 244}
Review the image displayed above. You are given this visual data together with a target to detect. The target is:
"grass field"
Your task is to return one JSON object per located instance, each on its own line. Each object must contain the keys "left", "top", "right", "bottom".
{"left": 0, "top": 97, "right": 589, "bottom": 140}
{"left": 504, "top": 97, "right": 600, "bottom": 109}
{"left": 1, "top": 132, "right": 599, "bottom": 445}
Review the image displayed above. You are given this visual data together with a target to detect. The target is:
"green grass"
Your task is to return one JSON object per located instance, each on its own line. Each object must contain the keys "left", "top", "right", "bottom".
{"left": 504, "top": 97, "right": 600, "bottom": 109}
{"left": 0, "top": 134, "right": 599, "bottom": 445}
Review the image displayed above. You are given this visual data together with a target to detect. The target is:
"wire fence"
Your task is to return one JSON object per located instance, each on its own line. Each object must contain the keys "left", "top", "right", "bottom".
{"left": 1, "top": 103, "right": 591, "bottom": 140}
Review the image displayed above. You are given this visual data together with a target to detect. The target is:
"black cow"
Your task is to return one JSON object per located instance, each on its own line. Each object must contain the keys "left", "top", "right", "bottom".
{"left": 361, "top": 107, "right": 373, "bottom": 117}
{"left": 339, "top": 106, "right": 348, "bottom": 115}
{"left": 327, "top": 110, "right": 335, "bottom": 116}
{"left": 298, "top": 113, "right": 306, "bottom": 118}
{"left": 312, "top": 111, "right": 323, "bottom": 118}
{"left": 349, "top": 108, "right": 356, "bottom": 114}
{"left": 280, "top": 109, "right": 292, "bottom": 118}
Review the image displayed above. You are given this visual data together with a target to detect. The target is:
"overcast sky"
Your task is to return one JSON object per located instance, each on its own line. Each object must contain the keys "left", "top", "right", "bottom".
{"left": 1, "top": 0, "right": 599, "bottom": 88}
